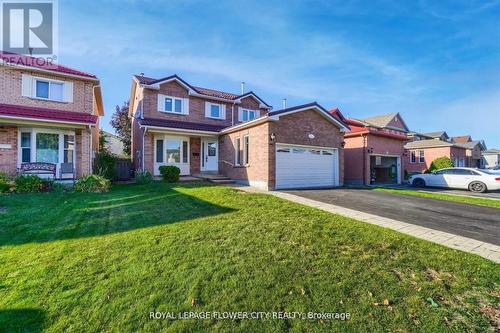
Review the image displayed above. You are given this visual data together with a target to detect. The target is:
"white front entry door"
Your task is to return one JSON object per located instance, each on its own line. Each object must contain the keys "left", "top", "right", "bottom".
{"left": 275, "top": 144, "right": 339, "bottom": 190}
{"left": 202, "top": 139, "right": 218, "bottom": 171}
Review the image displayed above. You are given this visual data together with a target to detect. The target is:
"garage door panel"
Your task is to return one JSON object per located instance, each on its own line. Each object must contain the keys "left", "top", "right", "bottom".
{"left": 275, "top": 145, "right": 338, "bottom": 190}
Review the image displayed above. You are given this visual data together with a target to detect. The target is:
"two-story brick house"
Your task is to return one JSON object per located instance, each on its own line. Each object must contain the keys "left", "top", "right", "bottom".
{"left": 0, "top": 51, "right": 104, "bottom": 177}
{"left": 130, "top": 74, "right": 349, "bottom": 190}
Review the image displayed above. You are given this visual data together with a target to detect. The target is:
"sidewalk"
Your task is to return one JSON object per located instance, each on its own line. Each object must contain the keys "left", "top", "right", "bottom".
{"left": 234, "top": 185, "right": 500, "bottom": 263}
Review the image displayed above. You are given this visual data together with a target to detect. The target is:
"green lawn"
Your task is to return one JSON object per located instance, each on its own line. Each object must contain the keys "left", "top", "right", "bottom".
{"left": 374, "top": 187, "right": 500, "bottom": 209}
{"left": 0, "top": 182, "right": 498, "bottom": 332}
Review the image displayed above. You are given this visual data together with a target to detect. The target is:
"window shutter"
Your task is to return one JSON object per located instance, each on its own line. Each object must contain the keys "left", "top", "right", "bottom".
{"left": 205, "top": 102, "right": 210, "bottom": 117}
{"left": 183, "top": 98, "right": 189, "bottom": 115}
{"left": 221, "top": 104, "right": 226, "bottom": 119}
{"left": 21, "top": 74, "right": 32, "bottom": 97}
{"left": 157, "top": 94, "right": 165, "bottom": 112}
{"left": 63, "top": 81, "right": 74, "bottom": 102}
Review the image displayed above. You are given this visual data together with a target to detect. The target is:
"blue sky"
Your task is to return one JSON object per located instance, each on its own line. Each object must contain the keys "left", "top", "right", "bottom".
{"left": 58, "top": 0, "right": 500, "bottom": 147}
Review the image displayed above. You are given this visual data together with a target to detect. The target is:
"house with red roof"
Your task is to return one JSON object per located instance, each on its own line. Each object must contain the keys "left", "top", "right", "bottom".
{"left": 129, "top": 74, "right": 350, "bottom": 190}
{"left": 340, "top": 112, "right": 409, "bottom": 185}
{"left": 0, "top": 51, "right": 104, "bottom": 177}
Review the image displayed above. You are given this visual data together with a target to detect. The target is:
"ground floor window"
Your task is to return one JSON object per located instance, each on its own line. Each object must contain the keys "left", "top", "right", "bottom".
{"left": 19, "top": 129, "right": 76, "bottom": 166}
{"left": 154, "top": 136, "right": 190, "bottom": 168}
{"left": 243, "top": 135, "right": 249, "bottom": 165}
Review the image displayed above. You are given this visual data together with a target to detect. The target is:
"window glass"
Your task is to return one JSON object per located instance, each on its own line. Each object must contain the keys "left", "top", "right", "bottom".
{"left": 293, "top": 148, "right": 306, "bottom": 154}
{"left": 182, "top": 141, "right": 188, "bottom": 163}
{"left": 322, "top": 150, "right": 333, "bottom": 155}
{"left": 208, "top": 142, "right": 216, "bottom": 156}
{"left": 51, "top": 82, "right": 64, "bottom": 101}
{"left": 211, "top": 104, "right": 220, "bottom": 118}
{"left": 166, "top": 140, "right": 180, "bottom": 163}
{"left": 235, "top": 138, "right": 241, "bottom": 165}
{"left": 156, "top": 140, "right": 163, "bottom": 163}
{"left": 36, "top": 80, "right": 49, "bottom": 98}
{"left": 63, "top": 135, "right": 74, "bottom": 163}
{"left": 165, "top": 98, "right": 173, "bottom": 112}
{"left": 277, "top": 147, "right": 290, "bottom": 153}
{"left": 410, "top": 151, "right": 416, "bottom": 163}
{"left": 175, "top": 99, "right": 182, "bottom": 113}
{"left": 242, "top": 109, "right": 248, "bottom": 121}
{"left": 244, "top": 136, "right": 249, "bottom": 164}
{"left": 248, "top": 110, "right": 256, "bottom": 121}
{"left": 36, "top": 133, "right": 59, "bottom": 163}
{"left": 310, "top": 149, "right": 321, "bottom": 155}
{"left": 435, "top": 169, "right": 451, "bottom": 175}
{"left": 419, "top": 150, "right": 425, "bottom": 163}
{"left": 21, "top": 132, "right": 31, "bottom": 163}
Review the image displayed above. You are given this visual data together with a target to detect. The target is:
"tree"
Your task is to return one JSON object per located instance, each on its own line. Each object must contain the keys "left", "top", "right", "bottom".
{"left": 110, "top": 101, "right": 131, "bottom": 156}
{"left": 426, "top": 156, "right": 454, "bottom": 173}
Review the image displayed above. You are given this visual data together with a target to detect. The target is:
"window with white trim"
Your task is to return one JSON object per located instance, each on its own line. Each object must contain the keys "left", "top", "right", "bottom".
{"left": 205, "top": 102, "right": 225, "bottom": 119}
{"left": 240, "top": 108, "right": 258, "bottom": 122}
{"left": 235, "top": 137, "right": 241, "bottom": 166}
{"left": 21, "top": 132, "right": 31, "bottom": 163}
{"left": 410, "top": 150, "right": 416, "bottom": 163}
{"left": 419, "top": 150, "right": 425, "bottom": 163}
{"left": 156, "top": 140, "right": 164, "bottom": 163}
{"left": 63, "top": 135, "right": 75, "bottom": 164}
{"left": 243, "top": 135, "right": 249, "bottom": 165}
{"left": 211, "top": 104, "right": 221, "bottom": 118}
{"left": 163, "top": 96, "right": 183, "bottom": 113}
{"left": 35, "top": 79, "right": 64, "bottom": 101}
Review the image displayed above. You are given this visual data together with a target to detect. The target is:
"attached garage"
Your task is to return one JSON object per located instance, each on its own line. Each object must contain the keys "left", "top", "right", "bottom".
{"left": 275, "top": 144, "right": 339, "bottom": 190}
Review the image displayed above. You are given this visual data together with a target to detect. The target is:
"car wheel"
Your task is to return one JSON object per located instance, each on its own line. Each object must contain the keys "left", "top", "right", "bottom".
{"left": 469, "top": 181, "right": 487, "bottom": 193}
{"left": 412, "top": 178, "right": 426, "bottom": 187}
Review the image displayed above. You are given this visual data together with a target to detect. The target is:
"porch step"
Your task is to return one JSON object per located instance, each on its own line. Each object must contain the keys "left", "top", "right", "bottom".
{"left": 192, "top": 173, "right": 234, "bottom": 184}
{"left": 209, "top": 178, "right": 235, "bottom": 184}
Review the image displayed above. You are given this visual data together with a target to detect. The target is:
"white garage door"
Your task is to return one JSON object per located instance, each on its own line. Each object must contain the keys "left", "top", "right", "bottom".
{"left": 275, "top": 144, "right": 338, "bottom": 190}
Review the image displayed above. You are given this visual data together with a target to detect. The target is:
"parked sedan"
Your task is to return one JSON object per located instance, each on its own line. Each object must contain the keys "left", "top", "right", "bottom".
{"left": 409, "top": 168, "right": 500, "bottom": 193}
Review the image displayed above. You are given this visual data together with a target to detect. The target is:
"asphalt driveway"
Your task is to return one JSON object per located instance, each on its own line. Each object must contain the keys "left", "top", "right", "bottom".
{"left": 284, "top": 188, "right": 500, "bottom": 245}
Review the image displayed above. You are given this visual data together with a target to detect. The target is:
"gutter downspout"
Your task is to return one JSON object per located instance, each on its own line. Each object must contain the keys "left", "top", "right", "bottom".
{"left": 231, "top": 102, "right": 236, "bottom": 126}
{"left": 362, "top": 133, "right": 367, "bottom": 186}
{"left": 88, "top": 125, "right": 93, "bottom": 175}
{"left": 142, "top": 126, "right": 147, "bottom": 171}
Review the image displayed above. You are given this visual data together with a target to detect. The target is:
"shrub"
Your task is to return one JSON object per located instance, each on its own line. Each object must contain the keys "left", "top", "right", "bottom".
{"left": 158, "top": 165, "right": 180, "bottom": 183}
{"left": 426, "top": 156, "right": 454, "bottom": 173}
{"left": 0, "top": 178, "right": 15, "bottom": 193}
{"left": 93, "top": 151, "right": 117, "bottom": 180}
{"left": 74, "top": 174, "right": 111, "bottom": 193}
{"left": 134, "top": 170, "right": 153, "bottom": 184}
{"left": 14, "top": 175, "right": 44, "bottom": 193}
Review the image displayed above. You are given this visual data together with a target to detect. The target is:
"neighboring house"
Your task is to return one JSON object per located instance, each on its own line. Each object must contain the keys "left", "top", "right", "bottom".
{"left": 422, "top": 131, "right": 450, "bottom": 141}
{"left": 101, "top": 130, "right": 125, "bottom": 157}
{"left": 451, "top": 136, "right": 486, "bottom": 168}
{"left": 0, "top": 51, "right": 104, "bottom": 177}
{"left": 482, "top": 149, "right": 500, "bottom": 168}
{"left": 129, "top": 74, "right": 349, "bottom": 190}
{"left": 404, "top": 139, "right": 467, "bottom": 173}
{"left": 342, "top": 112, "right": 409, "bottom": 185}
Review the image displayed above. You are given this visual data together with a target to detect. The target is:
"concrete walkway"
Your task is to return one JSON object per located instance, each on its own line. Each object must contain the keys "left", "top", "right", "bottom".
{"left": 234, "top": 186, "right": 500, "bottom": 263}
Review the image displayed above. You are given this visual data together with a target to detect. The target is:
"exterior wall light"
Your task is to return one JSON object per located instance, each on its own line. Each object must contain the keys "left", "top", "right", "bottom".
{"left": 270, "top": 133, "right": 276, "bottom": 142}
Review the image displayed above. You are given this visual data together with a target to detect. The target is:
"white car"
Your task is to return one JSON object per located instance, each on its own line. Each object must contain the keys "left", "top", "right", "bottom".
{"left": 408, "top": 168, "right": 500, "bottom": 193}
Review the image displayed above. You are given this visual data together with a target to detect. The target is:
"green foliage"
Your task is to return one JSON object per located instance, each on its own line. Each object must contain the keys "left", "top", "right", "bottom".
{"left": 98, "top": 129, "right": 108, "bottom": 153}
{"left": 0, "top": 178, "right": 15, "bottom": 193}
{"left": 93, "top": 151, "right": 117, "bottom": 180}
{"left": 73, "top": 174, "right": 111, "bottom": 193}
{"left": 110, "top": 101, "right": 132, "bottom": 156}
{"left": 426, "top": 156, "right": 454, "bottom": 173}
{"left": 134, "top": 170, "right": 153, "bottom": 184}
{"left": 158, "top": 165, "right": 180, "bottom": 182}
{"left": 14, "top": 175, "right": 45, "bottom": 193}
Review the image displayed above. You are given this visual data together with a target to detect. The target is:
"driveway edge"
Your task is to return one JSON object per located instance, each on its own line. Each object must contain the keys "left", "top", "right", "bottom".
{"left": 235, "top": 186, "right": 500, "bottom": 263}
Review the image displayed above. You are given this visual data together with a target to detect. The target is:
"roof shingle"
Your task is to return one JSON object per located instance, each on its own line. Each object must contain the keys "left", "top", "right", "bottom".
{"left": 0, "top": 103, "right": 98, "bottom": 124}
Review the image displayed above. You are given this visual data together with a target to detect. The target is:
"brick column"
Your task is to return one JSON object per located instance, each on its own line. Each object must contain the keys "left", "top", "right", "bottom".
{"left": 0, "top": 126, "right": 18, "bottom": 175}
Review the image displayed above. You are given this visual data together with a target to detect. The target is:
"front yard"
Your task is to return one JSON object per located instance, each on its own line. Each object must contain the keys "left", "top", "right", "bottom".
{"left": 0, "top": 182, "right": 498, "bottom": 332}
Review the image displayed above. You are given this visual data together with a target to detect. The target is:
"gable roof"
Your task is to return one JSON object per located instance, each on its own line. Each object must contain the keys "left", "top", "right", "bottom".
{"left": 133, "top": 74, "right": 271, "bottom": 107}
{"left": 451, "top": 135, "right": 472, "bottom": 143}
{"left": 358, "top": 112, "right": 409, "bottom": 131}
{"left": 1, "top": 51, "right": 97, "bottom": 80}
{"left": 483, "top": 149, "right": 500, "bottom": 154}
{"left": 404, "top": 139, "right": 455, "bottom": 149}
{"left": 423, "top": 131, "right": 449, "bottom": 140}
{"left": 454, "top": 140, "right": 486, "bottom": 150}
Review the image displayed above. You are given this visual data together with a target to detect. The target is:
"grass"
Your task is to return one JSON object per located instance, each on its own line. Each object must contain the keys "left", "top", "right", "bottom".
{"left": 0, "top": 182, "right": 498, "bottom": 332}
{"left": 374, "top": 187, "right": 500, "bottom": 209}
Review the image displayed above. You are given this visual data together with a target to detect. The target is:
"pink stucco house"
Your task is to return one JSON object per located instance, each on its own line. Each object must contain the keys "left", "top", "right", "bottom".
{"left": 129, "top": 74, "right": 350, "bottom": 190}
{"left": 0, "top": 51, "right": 104, "bottom": 178}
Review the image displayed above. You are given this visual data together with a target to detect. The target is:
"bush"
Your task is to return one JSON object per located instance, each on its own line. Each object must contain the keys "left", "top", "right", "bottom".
{"left": 93, "top": 151, "right": 117, "bottom": 180}
{"left": 134, "top": 170, "right": 153, "bottom": 184}
{"left": 74, "top": 174, "right": 111, "bottom": 193}
{"left": 0, "top": 178, "right": 15, "bottom": 193}
{"left": 14, "top": 175, "right": 45, "bottom": 193}
{"left": 158, "top": 166, "right": 180, "bottom": 183}
{"left": 426, "top": 156, "right": 454, "bottom": 173}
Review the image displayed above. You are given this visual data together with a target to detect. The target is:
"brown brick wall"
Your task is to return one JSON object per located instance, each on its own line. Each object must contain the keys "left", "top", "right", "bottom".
{"left": 75, "top": 129, "right": 92, "bottom": 177}
{"left": 0, "top": 67, "right": 97, "bottom": 115}
{"left": 0, "top": 126, "right": 18, "bottom": 175}
{"left": 144, "top": 132, "right": 154, "bottom": 174}
{"left": 190, "top": 137, "right": 201, "bottom": 174}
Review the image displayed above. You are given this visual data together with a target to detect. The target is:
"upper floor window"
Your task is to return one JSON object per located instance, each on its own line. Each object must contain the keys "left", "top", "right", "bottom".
{"left": 158, "top": 94, "right": 189, "bottom": 114}
{"left": 239, "top": 108, "right": 260, "bottom": 122}
{"left": 410, "top": 150, "right": 416, "bottom": 163}
{"left": 205, "top": 102, "right": 225, "bottom": 120}
{"left": 35, "top": 79, "right": 64, "bottom": 101}
{"left": 419, "top": 150, "right": 425, "bottom": 163}
{"left": 21, "top": 74, "right": 73, "bottom": 103}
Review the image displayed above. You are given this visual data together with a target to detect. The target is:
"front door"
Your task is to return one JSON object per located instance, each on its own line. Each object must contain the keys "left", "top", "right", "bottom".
{"left": 201, "top": 139, "right": 218, "bottom": 171}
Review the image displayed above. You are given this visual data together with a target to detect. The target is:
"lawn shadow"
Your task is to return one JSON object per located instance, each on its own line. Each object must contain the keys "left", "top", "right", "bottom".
{"left": 0, "top": 308, "right": 46, "bottom": 333}
{"left": 0, "top": 182, "right": 235, "bottom": 246}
